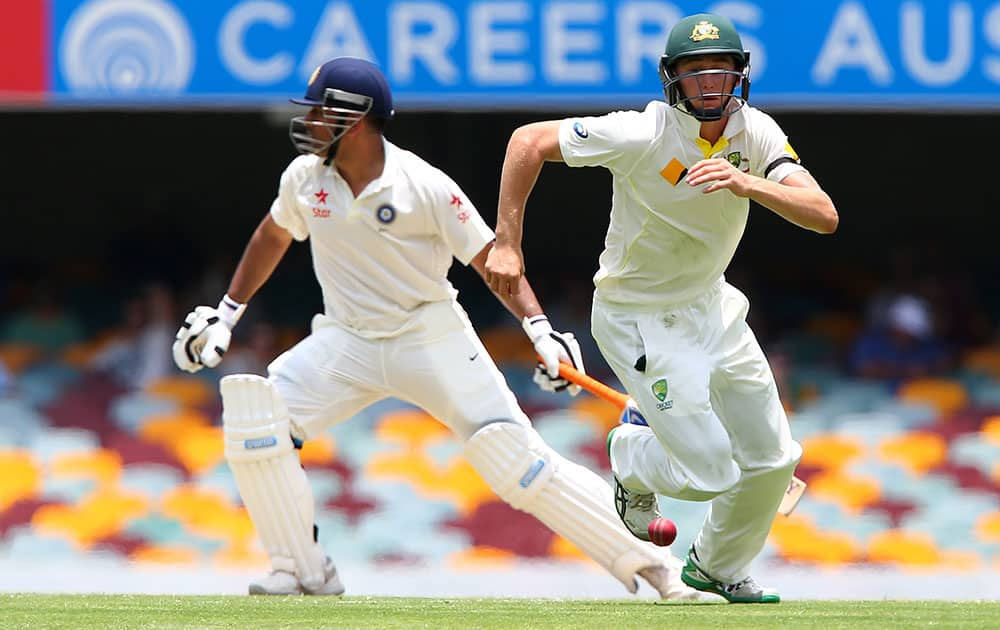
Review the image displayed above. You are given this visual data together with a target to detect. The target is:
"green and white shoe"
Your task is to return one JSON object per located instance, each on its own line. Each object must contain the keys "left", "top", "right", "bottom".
{"left": 681, "top": 548, "right": 780, "bottom": 604}
{"left": 607, "top": 426, "right": 660, "bottom": 542}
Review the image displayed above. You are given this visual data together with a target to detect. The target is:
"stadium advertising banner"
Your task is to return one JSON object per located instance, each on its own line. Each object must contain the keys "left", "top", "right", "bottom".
{"left": 1, "top": 0, "right": 999, "bottom": 109}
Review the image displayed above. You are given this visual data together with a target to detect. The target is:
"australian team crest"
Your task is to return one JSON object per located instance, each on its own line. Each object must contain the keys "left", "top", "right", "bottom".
{"left": 651, "top": 378, "right": 673, "bottom": 410}
{"left": 690, "top": 20, "right": 720, "bottom": 42}
{"left": 727, "top": 151, "right": 742, "bottom": 167}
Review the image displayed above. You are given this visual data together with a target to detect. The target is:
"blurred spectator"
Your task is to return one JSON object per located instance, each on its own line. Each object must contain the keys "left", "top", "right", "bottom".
{"left": 849, "top": 294, "right": 952, "bottom": 388}
{"left": 90, "top": 283, "right": 177, "bottom": 389}
{"left": 219, "top": 322, "right": 280, "bottom": 377}
{"left": 1, "top": 287, "right": 84, "bottom": 355}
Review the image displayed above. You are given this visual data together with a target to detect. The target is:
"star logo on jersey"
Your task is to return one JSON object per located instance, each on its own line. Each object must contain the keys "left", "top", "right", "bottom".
{"left": 690, "top": 20, "right": 720, "bottom": 42}
{"left": 314, "top": 189, "right": 329, "bottom": 204}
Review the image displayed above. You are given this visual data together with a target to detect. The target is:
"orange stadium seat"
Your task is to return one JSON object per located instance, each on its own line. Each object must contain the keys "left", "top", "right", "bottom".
{"left": 448, "top": 545, "right": 518, "bottom": 569}
{"left": 897, "top": 378, "right": 968, "bottom": 416}
{"left": 876, "top": 432, "right": 948, "bottom": 475}
{"left": 769, "top": 513, "right": 862, "bottom": 564}
{"left": 982, "top": 416, "right": 1000, "bottom": 445}
{"left": 145, "top": 376, "right": 214, "bottom": 408}
{"left": 130, "top": 544, "right": 199, "bottom": 564}
{"left": 31, "top": 488, "right": 150, "bottom": 549}
{"left": 962, "top": 347, "right": 1000, "bottom": 379}
{"left": 569, "top": 396, "right": 623, "bottom": 432}
{"left": 799, "top": 433, "right": 865, "bottom": 472}
{"left": 808, "top": 470, "right": 881, "bottom": 513}
{"left": 0, "top": 343, "right": 42, "bottom": 373}
{"left": 0, "top": 450, "right": 42, "bottom": 510}
{"left": 867, "top": 530, "right": 942, "bottom": 565}
{"left": 975, "top": 511, "right": 1000, "bottom": 544}
{"left": 160, "top": 485, "right": 253, "bottom": 543}
{"left": 299, "top": 434, "right": 337, "bottom": 465}
{"left": 49, "top": 449, "right": 123, "bottom": 487}
{"left": 479, "top": 325, "right": 535, "bottom": 365}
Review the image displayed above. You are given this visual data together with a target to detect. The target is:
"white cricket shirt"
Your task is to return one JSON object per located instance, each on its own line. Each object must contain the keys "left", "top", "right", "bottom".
{"left": 270, "top": 140, "right": 494, "bottom": 338}
{"left": 559, "top": 102, "right": 806, "bottom": 308}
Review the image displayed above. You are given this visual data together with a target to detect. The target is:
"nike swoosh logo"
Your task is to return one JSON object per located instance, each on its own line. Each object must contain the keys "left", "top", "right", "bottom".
{"left": 468, "top": 352, "right": 478, "bottom": 361}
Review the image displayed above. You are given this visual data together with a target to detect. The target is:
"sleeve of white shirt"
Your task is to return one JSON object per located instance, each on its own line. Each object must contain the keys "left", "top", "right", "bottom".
{"left": 429, "top": 170, "right": 495, "bottom": 265}
{"left": 558, "top": 106, "right": 652, "bottom": 176}
{"left": 269, "top": 159, "right": 310, "bottom": 241}
{"left": 748, "top": 111, "right": 807, "bottom": 183}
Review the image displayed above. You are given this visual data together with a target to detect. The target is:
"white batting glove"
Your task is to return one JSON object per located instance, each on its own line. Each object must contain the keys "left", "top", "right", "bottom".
{"left": 172, "top": 295, "right": 246, "bottom": 373}
{"left": 522, "top": 315, "right": 585, "bottom": 396}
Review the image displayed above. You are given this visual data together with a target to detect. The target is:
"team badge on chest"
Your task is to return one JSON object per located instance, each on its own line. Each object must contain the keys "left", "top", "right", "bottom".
{"left": 376, "top": 204, "right": 396, "bottom": 224}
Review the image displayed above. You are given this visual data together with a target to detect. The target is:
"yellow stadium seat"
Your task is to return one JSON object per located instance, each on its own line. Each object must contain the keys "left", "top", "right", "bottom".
{"left": 877, "top": 431, "right": 948, "bottom": 474}
{"left": 975, "top": 511, "right": 1000, "bottom": 543}
{"left": 139, "top": 409, "right": 211, "bottom": 443}
{"left": 867, "top": 530, "right": 941, "bottom": 565}
{"left": 368, "top": 451, "right": 494, "bottom": 515}
{"left": 0, "top": 450, "right": 42, "bottom": 510}
{"left": 213, "top": 542, "right": 268, "bottom": 568}
{"left": 808, "top": 470, "right": 881, "bottom": 513}
{"left": 897, "top": 378, "right": 968, "bottom": 416}
{"left": 170, "top": 424, "right": 224, "bottom": 475}
{"left": 50, "top": 449, "right": 123, "bottom": 486}
{"left": 799, "top": 433, "right": 865, "bottom": 472}
{"left": 548, "top": 534, "right": 590, "bottom": 562}
{"left": 31, "top": 488, "right": 150, "bottom": 548}
{"left": 145, "top": 376, "right": 214, "bottom": 408}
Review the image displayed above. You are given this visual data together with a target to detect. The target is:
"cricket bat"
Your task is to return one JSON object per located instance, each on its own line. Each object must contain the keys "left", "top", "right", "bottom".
{"left": 554, "top": 360, "right": 806, "bottom": 516}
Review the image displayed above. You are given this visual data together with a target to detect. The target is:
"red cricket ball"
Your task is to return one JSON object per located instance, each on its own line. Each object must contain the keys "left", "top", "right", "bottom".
{"left": 647, "top": 517, "right": 677, "bottom": 547}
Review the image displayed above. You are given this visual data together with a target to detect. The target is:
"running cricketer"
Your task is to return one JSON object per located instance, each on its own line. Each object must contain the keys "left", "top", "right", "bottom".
{"left": 485, "top": 14, "right": 838, "bottom": 603}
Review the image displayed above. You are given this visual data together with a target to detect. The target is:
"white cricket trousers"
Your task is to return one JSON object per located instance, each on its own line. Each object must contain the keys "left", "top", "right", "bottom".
{"left": 267, "top": 299, "right": 530, "bottom": 440}
{"left": 592, "top": 280, "right": 801, "bottom": 583}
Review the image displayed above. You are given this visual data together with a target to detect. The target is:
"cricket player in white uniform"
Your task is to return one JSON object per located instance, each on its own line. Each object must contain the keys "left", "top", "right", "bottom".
{"left": 485, "top": 14, "right": 838, "bottom": 603}
{"left": 171, "top": 57, "right": 697, "bottom": 599}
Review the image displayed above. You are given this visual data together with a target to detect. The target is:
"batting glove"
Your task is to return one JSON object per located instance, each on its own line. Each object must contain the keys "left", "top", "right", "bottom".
{"left": 522, "top": 314, "right": 585, "bottom": 396}
{"left": 172, "top": 295, "right": 246, "bottom": 373}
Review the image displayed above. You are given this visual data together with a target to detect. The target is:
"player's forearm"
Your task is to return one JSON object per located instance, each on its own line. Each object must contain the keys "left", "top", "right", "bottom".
{"left": 227, "top": 214, "right": 293, "bottom": 303}
{"left": 747, "top": 177, "right": 838, "bottom": 234}
{"left": 495, "top": 124, "right": 556, "bottom": 247}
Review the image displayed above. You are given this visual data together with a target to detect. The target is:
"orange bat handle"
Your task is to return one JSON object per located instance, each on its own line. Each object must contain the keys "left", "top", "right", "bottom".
{"left": 555, "top": 361, "right": 630, "bottom": 409}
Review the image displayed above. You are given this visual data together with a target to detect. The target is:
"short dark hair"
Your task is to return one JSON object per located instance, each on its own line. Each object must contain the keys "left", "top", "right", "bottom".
{"left": 368, "top": 115, "right": 389, "bottom": 133}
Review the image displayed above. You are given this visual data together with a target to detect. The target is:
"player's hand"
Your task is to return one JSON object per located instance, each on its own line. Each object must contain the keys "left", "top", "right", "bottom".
{"left": 172, "top": 306, "right": 233, "bottom": 373}
{"left": 484, "top": 243, "right": 524, "bottom": 297}
{"left": 686, "top": 158, "right": 754, "bottom": 196}
{"left": 522, "top": 315, "right": 585, "bottom": 396}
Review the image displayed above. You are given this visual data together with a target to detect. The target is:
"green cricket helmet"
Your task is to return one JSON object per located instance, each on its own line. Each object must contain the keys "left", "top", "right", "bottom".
{"left": 659, "top": 13, "right": 751, "bottom": 121}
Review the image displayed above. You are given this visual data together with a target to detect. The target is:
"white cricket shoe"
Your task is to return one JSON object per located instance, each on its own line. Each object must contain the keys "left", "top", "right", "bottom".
{"left": 248, "top": 557, "right": 345, "bottom": 596}
{"left": 639, "top": 555, "right": 721, "bottom": 602}
{"left": 608, "top": 427, "right": 660, "bottom": 541}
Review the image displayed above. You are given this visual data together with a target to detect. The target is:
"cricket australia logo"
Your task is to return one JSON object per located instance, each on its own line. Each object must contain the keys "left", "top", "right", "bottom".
{"left": 651, "top": 378, "right": 673, "bottom": 411}
{"left": 727, "top": 151, "right": 742, "bottom": 167}
{"left": 690, "top": 21, "right": 720, "bottom": 42}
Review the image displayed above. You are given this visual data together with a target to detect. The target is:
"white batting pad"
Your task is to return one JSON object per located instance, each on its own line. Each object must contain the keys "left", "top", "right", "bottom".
{"left": 221, "top": 374, "right": 327, "bottom": 591}
{"left": 464, "top": 422, "right": 663, "bottom": 592}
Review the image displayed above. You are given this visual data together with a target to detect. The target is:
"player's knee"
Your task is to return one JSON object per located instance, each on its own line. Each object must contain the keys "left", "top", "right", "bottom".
{"left": 463, "top": 421, "right": 554, "bottom": 511}
{"left": 221, "top": 374, "right": 296, "bottom": 463}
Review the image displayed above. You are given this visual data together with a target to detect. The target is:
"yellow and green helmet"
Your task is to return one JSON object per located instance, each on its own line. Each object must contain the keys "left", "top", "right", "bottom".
{"left": 658, "top": 13, "right": 751, "bottom": 121}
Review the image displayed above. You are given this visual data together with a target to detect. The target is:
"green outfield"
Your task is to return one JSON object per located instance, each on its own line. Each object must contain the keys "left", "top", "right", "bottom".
{"left": 2, "top": 595, "right": 998, "bottom": 629}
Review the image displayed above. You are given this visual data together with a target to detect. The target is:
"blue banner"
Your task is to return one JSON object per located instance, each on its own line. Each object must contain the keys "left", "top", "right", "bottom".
{"left": 49, "top": 0, "right": 1000, "bottom": 109}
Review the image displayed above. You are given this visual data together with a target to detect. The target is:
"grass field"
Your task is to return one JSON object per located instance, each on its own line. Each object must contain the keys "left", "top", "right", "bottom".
{"left": 3, "top": 595, "right": 999, "bottom": 629}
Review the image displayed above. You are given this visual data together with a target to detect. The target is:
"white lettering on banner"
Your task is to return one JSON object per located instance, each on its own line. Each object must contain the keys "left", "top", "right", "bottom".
{"left": 391, "top": 2, "right": 460, "bottom": 84}
{"left": 470, "top": 1, "right": 533, "bottom": 84}
{"left": 219, "top": 1, "right": 293, "bottom": 85}
{"left": 544, "top": 1, "right": 608, "bottom": 83}
{"left": 901, "top": 1, "right": 973, "bottom": 86}
{"left": 710, "top": 1, "right": 766, "bottom": 79}
{"left": 812, "top": 1, "right": 893, "bottom": 86}
{"left": 299, "top": 2, "right": 378, "bottom": 80}
{"left": 986, "top": 4, "right": 1000, "bottom": 83}
{"left": 616, "top": 2, "right": 678, "bottom": 83}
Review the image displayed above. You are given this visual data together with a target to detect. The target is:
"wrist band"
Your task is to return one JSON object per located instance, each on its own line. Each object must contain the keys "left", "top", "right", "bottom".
{"left": 218, "top": 294, "right": 248, "bottom": 329}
